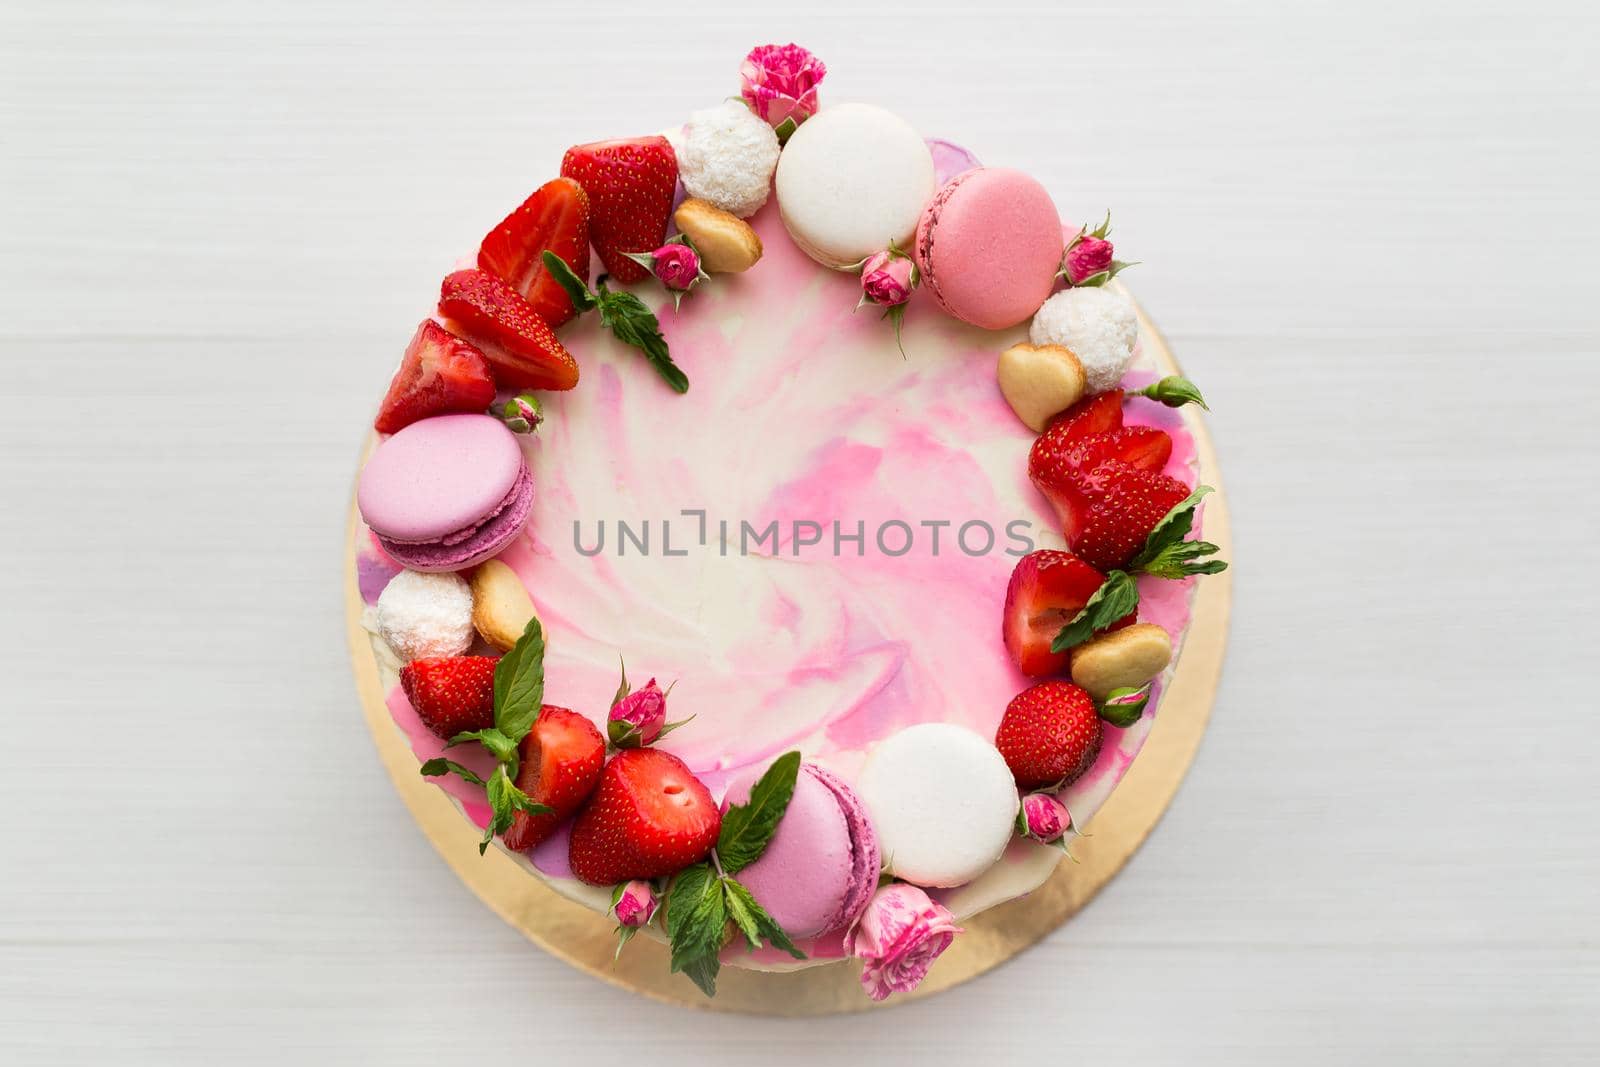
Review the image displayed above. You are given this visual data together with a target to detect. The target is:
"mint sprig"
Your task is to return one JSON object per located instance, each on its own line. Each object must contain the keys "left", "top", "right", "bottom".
{"left": 541, "top": 250, "right": 689, "bottom": 394}
{"left": 418, "top": 617, "right": 552, "bottom": 854}
{"left": 662, "top": 751, "right": 808, "bottom": 997}
{"left": 1127, "top": 375, "right": 1208, "bottom": 410}
{"left": 716, "top": 751, "right": 801, "bottom": 875}
{"left": 1052, "top": 488, "right": 1228, "bottom": 653}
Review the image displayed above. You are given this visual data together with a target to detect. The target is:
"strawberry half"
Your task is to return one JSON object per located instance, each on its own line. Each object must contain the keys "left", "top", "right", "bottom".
{"left": 995, "top": 680, "right": 1103, "bottom": 789}
{"left": 438, "top": 269, "right": 580, "bottom": 390}
{"left": 1029, "top": 390, "right": 1126, "bottom": 532}
{"left": 559, "top": 136, "right": 678, "bottom": 284}
{"left": 568, "top": 748, "right": 721, "bottom": 885}
{"left": 502, "top": 706, "right": 606, "bottom": 852}
{"left": 1065, "top": 460, "right": 1192, "bottom": 572}
{"left": 400, "top": 656, "right": 498, "bottom": 740}
{"left": 1066, "top": 426, "right": 1172, "bottom": 475}
{"left": 1003, "top": 551, "right": 1133, "bottom": 677}
{"left": 373, "top": 320, "right": 497, "bottom": 434}
{"left": 477, "top": 177, "right": 591, "bottom": 329}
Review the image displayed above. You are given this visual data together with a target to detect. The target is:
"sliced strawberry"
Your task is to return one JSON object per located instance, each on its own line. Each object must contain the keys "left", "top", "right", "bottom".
{"left": 373, "top": 320, "right": 497, "bottom": 434}
{"left": 1003, "top": 550, "right": 1133, "bottom": 677}
{"left": 1067, "top": 460, "right": 1192, "bottom": 572}
{"left": 559, "top": 136, "right": 678, "bottom": 284}
{"left": 995, "top": 680, "right": 1103, "bottom": 789}
{"left": 400, "top": 656, "right": 498, "bottom": 740}
{"left": 1065, "top": 426, "right": 1172, "bottom": 475}
{"left": 502, "top": 706, "right": 606, "bottom": 852}
{"left": 477, "top": 177, "right": 591, "bottom": 329}
{"left": 568, "top": 748, "right": 721, "bottom": 885}
{"left": 1029, "top": 391, "right": 1126, "bottom": 533}
{"left": 438, "top": 269, "right": 580, "bottom": 390}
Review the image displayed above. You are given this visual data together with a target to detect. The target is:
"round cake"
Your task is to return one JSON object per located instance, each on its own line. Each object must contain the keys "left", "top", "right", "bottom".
{"left": 352, "top": 42, "right": 1225, "bottom": 1003}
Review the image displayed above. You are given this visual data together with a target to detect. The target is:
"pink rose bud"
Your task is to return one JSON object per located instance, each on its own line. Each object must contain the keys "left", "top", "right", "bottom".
{"left": 608, "top": 678, "right": 668, "bottom": 747}
{"left": 649, "top": 243, "right": 701, "bottom": 291}
{"left": 1065, "top": 235, "right": 1116, "bottom": 285}
{"left": 739, "top": 43, "right": 827, "bottom": 136}
{"left": 1021, "top": 792, "right": 1072, "bottom": 843}
{"left": 613, "top": 880, "right": 658, "bottom": 928}
{"left": 499, "top": 392, "right": 542, "bottom": 434}
{"left": 843, "top": 883, "right": 963, "bottom": 1002}
{"left": 861, "top": 251, "right": 915, "bottom": 307}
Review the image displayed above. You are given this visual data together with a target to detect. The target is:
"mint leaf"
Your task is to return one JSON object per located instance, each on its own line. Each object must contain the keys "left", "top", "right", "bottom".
{"left": 1051, "top": 570, "right": 1141, "bottom": 653}
{"left": 722, "top": 878, "right": 805, "bottom": 960}
{"left": 418, "top": 758, "right": 485, "bottom": 787}
{"left": 539, "top": 250, "right": 598, "bottom": 313}
{"left": 595, "top": 280, "right": 689, "bottom": 394}
{"left": 479, "top": 763, "right": 553, "bottom": 855}
{"left": 1129, "top": 375, "right": 1208, "bottom": 411}
{"left": 1129, "top": 487, "right": 1227, "bottom": 579}
{"left": 665, "top": 863, "right": 725, "bottom": 976}
{"left": 716, "top": 750, "right": 802, "bottom": 875}
{"left": 680, "top": 954, "right": 719, "bottom": 998}
{"left": 447, "top": 727, "right": 518, "bottom": 767}
{"left": 493, "top": 617, "right": 546, "bottom": 742}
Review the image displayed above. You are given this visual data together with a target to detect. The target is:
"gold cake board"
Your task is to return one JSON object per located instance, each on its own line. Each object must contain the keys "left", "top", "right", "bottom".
{"left": 345, "top": 302, "right": 1230, "bottom": 1015}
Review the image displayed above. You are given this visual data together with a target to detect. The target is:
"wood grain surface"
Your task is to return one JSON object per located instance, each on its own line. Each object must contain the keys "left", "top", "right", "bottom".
{"left": 2, "top": 2, "right": 1596, "bottom": 1063}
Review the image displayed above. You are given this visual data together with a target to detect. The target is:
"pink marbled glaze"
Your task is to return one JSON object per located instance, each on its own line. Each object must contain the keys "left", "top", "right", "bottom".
{"left": 356, "top": 204, "right": 1206, "bottom": 967}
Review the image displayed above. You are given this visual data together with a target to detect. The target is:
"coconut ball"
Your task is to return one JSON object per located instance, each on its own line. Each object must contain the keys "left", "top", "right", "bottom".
{"left": 1029, "top": 287, "right": 1139, "bottom": 395}
{"left": 376, "top": 569, "right": 475, "bottom": 661}
{"left": 679, "top": 100, "right": 780, "bottom": 219}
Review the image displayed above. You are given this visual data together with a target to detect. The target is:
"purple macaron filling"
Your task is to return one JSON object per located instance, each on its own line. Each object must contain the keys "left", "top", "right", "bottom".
{"left": 374, "top": 464, "right": 534, "bottom": 572}
{"left": 807, "top": 764, "right": 881, "bottom": 935}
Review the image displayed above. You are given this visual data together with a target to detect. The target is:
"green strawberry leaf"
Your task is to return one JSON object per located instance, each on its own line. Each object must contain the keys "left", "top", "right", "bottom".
{"left": 418, "top": 758, "right": 485, "bottom": 787}
{"left": 722, "top": 878, "right": 805, "bottom": 960}
{"left": 539, "top": 250, "right": 599, "bottom": 313}
{"left": 1129, "top": 375, "right": 1208, "bottom": 411}
{"left": 493, "top": 617, "right": 546, "bottom": 742}
{"left": 665, "top": 863, "right": 725, "bottom": 978}
{"left": 594, "top": 279, "right": 690, "bottom": 394}
{"left": 1051, "top": 570, "right": 1141, "bottom": 653}
{"left": 716, "top": 750, "right": 802, "bottom": 875}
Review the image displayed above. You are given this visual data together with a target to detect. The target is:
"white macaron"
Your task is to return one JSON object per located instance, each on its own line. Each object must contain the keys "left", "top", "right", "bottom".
{"left": 856, "top": 723, "right": 1020, "bottom": 888}
{"left": 775, "top": 103, "right": 936, "bottom": 270}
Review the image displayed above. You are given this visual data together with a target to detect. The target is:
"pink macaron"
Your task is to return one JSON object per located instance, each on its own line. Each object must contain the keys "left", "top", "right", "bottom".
{"left": 720, "top": 762, "right": 880, "bottom": 939}
{"left": 357, "top": 413, "right": 533, "bottom": 572}
{"left": 913, "top": 167, "right": 1064, "bottom": 331}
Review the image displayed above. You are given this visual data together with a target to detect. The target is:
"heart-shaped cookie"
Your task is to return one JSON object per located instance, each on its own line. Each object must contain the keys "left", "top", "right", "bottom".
{"left": 996, "top": 343, "right": 1087, "bottom": 432}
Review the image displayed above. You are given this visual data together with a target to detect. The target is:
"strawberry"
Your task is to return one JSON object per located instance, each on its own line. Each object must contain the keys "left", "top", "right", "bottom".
{"left": 477, "top": 177, "right": 591, "bottom": 329}
{"left": 995, "top": 680, "right": 1103, "bottom": 789}
{"left": 400, "top": 656, "right": 498, "bottom": 740}
{"left": 559, "top": 137, "right": 678, "bottom": 284}
{"left": 1065, "top": 426, "right": 1172, "bottom": 475}
{"left": 373, "top": 320, "right": 497, "bottom": 434}
{"left": 438, "top": 269, "right": 580, "bottom": 390}
{"left": 1003, "top": 551, "right": 1133, "bottom": 677}
{"left": 502, "top": 705, "right": 606, "bottom": 852}
{"left": 1066, "top": 460, "right": 1192, "bottom": 572}
{"left": 568, "top": 748, "right": 721, "bottom": 885}
{"left": 1029, "top": 390, "right": 1125, "bottom": 532}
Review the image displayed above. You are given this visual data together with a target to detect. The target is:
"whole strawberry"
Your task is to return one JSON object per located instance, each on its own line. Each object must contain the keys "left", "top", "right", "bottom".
{"left": 568, "top": 747, "right": 721, "bottom": 885}
{"left": 1067, "top": 460, "right": 1192, "bottom": 572}
{"left": 995, "top": 680, "right": 1103, "bottom": 789}
{"left": 502, "top": 706, "right": 606, "bottom": 852}
{"left": 400, "top": 656, "right": 498, "bottom": 740}
{"left": 560, "top": 136, "right": 678, "bottom": 284}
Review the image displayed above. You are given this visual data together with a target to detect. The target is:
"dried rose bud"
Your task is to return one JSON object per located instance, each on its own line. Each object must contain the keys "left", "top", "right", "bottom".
{"left": 613, "top": 880, "right": 658, "bottom": 927}
{"left": 499, "top": 393, "right": 543, "bottom": 434}
{"left": 1020, "top": 792, "right": 1072, "bottom": 843}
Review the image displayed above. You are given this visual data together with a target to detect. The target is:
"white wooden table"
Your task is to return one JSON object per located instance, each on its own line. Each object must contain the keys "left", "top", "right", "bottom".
{"left": 3, "top": 3, "right": 1596, "bottom": 1063}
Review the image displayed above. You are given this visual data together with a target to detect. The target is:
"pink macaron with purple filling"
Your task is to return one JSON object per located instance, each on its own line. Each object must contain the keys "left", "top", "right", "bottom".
{"left": 914, "top": 167, "right": 1064, "bottom": 331}
{"left": 357, "top": 413, "right": 533, "bottom": 572}
{"left": 720, "top": 762, "right": 880, "bottom": 939}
